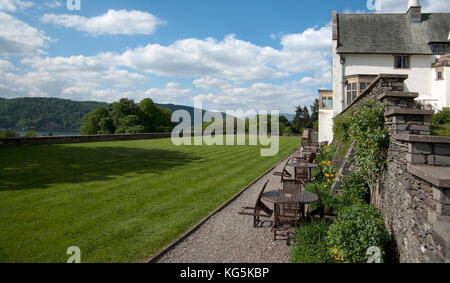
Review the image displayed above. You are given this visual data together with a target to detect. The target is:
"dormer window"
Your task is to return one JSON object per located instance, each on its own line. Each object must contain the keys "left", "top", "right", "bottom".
{"left": 430, "top": 43, "right": 449, "bottom": 55}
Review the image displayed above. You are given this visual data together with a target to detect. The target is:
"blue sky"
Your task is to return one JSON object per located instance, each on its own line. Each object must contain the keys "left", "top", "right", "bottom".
{"left": 0, "top": 0, "right": 449, "bottom": 113}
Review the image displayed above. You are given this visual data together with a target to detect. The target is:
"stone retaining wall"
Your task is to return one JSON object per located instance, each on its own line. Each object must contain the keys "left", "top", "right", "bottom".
{"left": 0, "top": 133, "right": 173, "bottom": 147}
{"left": 0, "top": 132, "right": 300, "bottom": 148}
{"left": 336, "top": 74, "right": 450, "bottom": 262}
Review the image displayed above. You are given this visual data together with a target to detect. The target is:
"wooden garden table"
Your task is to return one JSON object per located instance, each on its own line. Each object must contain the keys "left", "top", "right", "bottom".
{"left": 262, "top": 190, "right": 319, "bottom": 228}
{"left": 287, "top": 162, "right": 318, "bottom": 181}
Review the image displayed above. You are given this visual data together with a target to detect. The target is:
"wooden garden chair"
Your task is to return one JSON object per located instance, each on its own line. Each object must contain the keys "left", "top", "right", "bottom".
{"left": 273, "top": 185, "right": 301, "bottom": 241}
{"left": 238, "top": 180, "right": 273, "bottom": 228}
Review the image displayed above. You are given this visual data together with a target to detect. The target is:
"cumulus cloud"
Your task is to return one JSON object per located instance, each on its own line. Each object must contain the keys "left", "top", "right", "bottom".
{"left": 190, "top": 80, "right": 315, "bottom": 113}
{"left": 0, "top": 20, "right": 333, "bottom": 112}
{"left": 98, "top": 25, "right": 331, "bottom": 83}
{"left": 0, "top": 59, "right": 14, "bottom": 70}
{"left": 41, "top": 9, "right": 166, "bottom": 36}
{"left": 0, "top": 11, "right": 52, "bottom": 56}
{"left": 370, "top": 0, "right": 450, "bottom": 13}
{"left": 0, "top": 0, "right": 33, "bottom": 12}
{"left": 44, "top": 0, "right": 61, "bottom": 8}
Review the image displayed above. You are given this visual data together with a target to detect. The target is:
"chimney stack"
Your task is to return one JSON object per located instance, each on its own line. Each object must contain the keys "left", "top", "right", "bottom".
{"left": 407, "top": 0, "right": 422, "bottom": 23}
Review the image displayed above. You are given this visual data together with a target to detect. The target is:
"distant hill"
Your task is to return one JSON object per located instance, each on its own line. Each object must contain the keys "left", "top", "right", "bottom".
{"left": 0, "top": 97, "right": 108, "bottom": 132}
{"left": 0, "top": 97, "right": 226, "bottom": 132}
{"left": 157, "top": 103, "right": 228, "bottom": 127}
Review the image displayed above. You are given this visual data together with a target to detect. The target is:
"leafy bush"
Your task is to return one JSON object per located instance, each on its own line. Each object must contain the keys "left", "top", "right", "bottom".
{"left": 290, "top": 219, "right": 334, "bottom": 263}
{"left": 347, "top": 101, "right": 389, "bottom": 191}
{"left": 24, "top": 131, "right": 38, "bottom": 137}
{"left": 0, "top": 129, "right": 19, "bottom": 138}
{"left": 332, "top": 114, "right": 352, "bottom": 157}
{"left": 305, "top": 181, "right": 343, "bottom": 215}
{"left": 341, "top": 171, "right": 369, "bottom": 205}
{"left": 307, "top": 145, "right": 342, "bottom": 214}
{"left": 333, "top": 114, "right": 352, "bottom": 147}
{"left": 326, "top": 204, "right": 389, "bottom": 263}
{"left": 433, "top": 107, "right": 450, "bottom": 125}
{"left": 312, "top": 120, "right": 319, "bottom": 129}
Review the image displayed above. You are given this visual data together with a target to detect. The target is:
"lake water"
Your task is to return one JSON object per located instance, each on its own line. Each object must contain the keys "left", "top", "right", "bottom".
{"left": 16, "top": 131, "right": 80, "bottom": 137}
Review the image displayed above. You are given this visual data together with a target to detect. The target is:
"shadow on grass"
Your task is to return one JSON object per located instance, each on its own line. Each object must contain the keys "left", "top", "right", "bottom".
{"left": 0, "top": 145, "right": 200, "bottom": 191}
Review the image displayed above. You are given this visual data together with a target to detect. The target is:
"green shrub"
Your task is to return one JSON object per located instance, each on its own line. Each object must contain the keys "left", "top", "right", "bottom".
{"left": 347, "top": 101, "right": 389, "bottom": 191}
{"left": 333, "top": 114, "right": 351, "bottom": 145}
{"left": 290, "top": 219, "right": 335, "bottom": 263}
{"left": 305, "top": 181, "right": 343, "bottom": 215}
{"left": 433, "top": 107, "right": 450, "bottom": 125}
{"left": 332, "top": 114, "right": 352, "bottom": 157}
{"left": 312, "top": 120, "right": 319, "bottom": 129}
{"left": 24, "top": 131, "right": 38, "bottom": 137}
{"left": 0, "top": 129, "right": 19, "bottom": 138}
{"left": 326, "top": 204, "right": 389, "bottom": 263}
{"left": 341, "top": 171, "right": 369, "bottom": 205}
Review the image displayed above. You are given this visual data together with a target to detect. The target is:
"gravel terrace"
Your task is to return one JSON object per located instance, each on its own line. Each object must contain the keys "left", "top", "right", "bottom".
{"left": 157, "top": 153, "right": 297, "bottom": 263}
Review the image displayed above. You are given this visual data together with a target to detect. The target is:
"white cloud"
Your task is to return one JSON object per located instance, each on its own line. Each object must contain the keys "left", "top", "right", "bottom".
{"left": 372, "top": 0, "right": 450, "bottom": 13}
{"left": 44, "top": 0, "right": 61, "bottom": 8}
{"left": 0, "top": 59, "right": 14, "bottom": 70}
{"left": 193, "top": 76, "right": 232, "bottom": 90}
{"left": 0, "top": 0, "right": 33, "bottom": 12}
{"left": 0, "top": 11, "right": 52, "bottom": 56}
{"left": 191, "top": 79, "right": 316, "bottom": 113}
{"left": 41, "top": 9, "right": 166, "bottom": 36}
{"left": 98, "top": 26, "right": 332, "bottom": 83}
{"left": 0, "top": 22, "right": 333, "bottom": 112}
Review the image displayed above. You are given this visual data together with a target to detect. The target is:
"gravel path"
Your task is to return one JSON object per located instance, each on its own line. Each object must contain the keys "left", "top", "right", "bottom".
{"left": 157, "top": 154, "right": 296, "bottom": 263}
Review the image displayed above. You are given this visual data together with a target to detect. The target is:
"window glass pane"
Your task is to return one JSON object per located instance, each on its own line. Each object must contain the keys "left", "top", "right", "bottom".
{"left": 347, "top": 92, "right": 351, "bottom": 105}
{"left": 322, "top": 97, "right": 327, "bottom": 107}
{"left": 437, "top": 72, "right": 442, "bottom": 80}
{"left": 403, "top": 56, "right": 410, "bottom": 68}
{"left": 352, "top": 91, "right": 357, "bottom": 100}
{"left": 360, "top": 83, "right": 367, "bottom": 91}
{"left": 395, "top": 56, "right": 402, "bottom": 68}
{"left": 352, "top": 83, "right": 357, "bottom": 90}
{"left": 328, "top": 97, "right": 333, "bottom": 108}
{"left": 433, "top": 45, "right": 438, "bottom": 53}
{"left": 347, "top": 83, "right": 352, "bottom": 90}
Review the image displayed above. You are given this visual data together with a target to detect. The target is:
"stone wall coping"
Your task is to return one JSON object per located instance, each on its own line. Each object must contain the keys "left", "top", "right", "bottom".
{"left": 340, "top": 74, "right": 409, "bottom": 116}
{"left": 407, "top": 164, "right": 450, "bottom": 188}
{"left": 394, "top": 134, "right": 450, "bottom": 144}
{"left": 379, "top": 91, "right": 419, "bottom": 100}
{"left": 385, "top": 108, "right": 434, "bottom": 117}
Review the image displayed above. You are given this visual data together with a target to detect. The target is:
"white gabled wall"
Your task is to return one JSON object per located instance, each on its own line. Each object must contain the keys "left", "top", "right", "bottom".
{"left": 332, "top": 40, "right": 344, "bottom": 116}
{"left": 343, "top": 54, "right": 448, "bottom": 109}
{"left": 431, "top": 67, "right": 447, "bottom": 109}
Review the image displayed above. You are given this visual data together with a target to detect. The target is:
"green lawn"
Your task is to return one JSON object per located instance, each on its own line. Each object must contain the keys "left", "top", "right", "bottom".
{"left": 0, "top": 135, "right": 300, "bottom": 263}
{"left": 431, "top": 122, "right": 450, "bottom": 137}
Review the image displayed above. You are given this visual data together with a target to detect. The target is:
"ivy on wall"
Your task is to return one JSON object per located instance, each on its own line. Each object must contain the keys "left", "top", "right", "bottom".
{"left": 333, "top": 100, "right": 389, "bottom": 192}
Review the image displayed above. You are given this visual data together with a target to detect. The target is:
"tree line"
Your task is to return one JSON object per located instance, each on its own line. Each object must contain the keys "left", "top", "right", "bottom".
{"left": 81, "top": 98, "right": 174, "bottom": 135}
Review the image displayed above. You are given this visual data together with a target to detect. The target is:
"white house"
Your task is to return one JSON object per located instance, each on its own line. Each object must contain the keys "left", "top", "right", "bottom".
{"left": 319, "top": 0, "right": 450, "bottom": 143}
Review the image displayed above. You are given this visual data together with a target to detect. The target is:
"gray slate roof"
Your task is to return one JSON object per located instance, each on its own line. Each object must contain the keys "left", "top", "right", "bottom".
{"left": 336, "top": 13, "right": 450, "bottom": 55}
